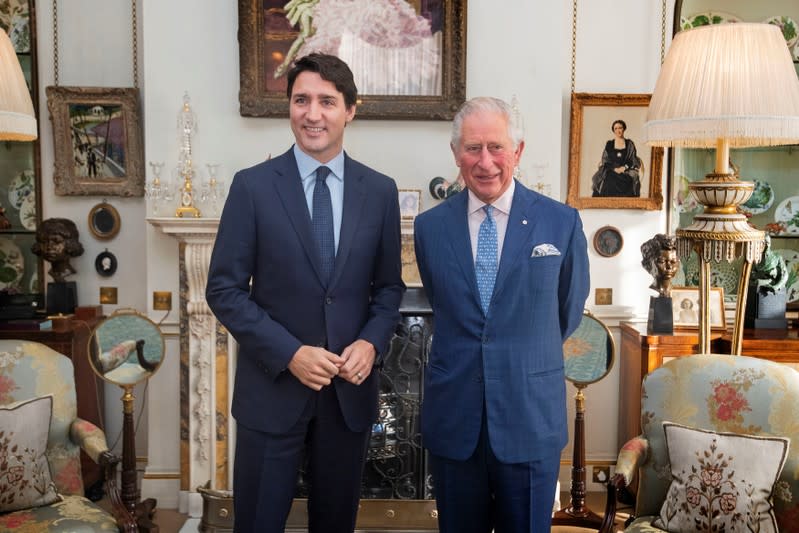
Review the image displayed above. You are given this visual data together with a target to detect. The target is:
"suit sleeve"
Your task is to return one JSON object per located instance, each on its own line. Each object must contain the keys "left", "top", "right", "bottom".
{"left": 558, "top": 209, "right": 590, "bottom": 340}
{"left": 356, "top": 179, "right": 405, "bottom": 361}
{"left": 205, "top": 173, "right": 302, "bottom": 377}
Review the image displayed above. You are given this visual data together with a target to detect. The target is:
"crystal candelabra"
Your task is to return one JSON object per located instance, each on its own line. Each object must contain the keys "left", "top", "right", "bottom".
{"left": 174, "top": 92, "right": 201, "bottom": 218}
{"left": 199, "top": 163, "right": 226, "bottom": 217}
{"left": 145, "top": 161, "right": 174, "bottom": 216}
{"left": 530, "top": 162, "right": 551, "bottom": 197}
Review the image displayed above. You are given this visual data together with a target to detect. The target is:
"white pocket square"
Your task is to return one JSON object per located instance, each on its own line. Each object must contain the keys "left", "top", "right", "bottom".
{"left": 531, "top": 243, "right": 561, "bottom": 257}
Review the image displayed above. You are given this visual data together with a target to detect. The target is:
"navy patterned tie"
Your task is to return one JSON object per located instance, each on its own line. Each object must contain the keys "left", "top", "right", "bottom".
{"left": 475, "top": 205, "right": 498, "bottom": 314}
{"left": 312, "top": 166, "right": 335, "bottom": 284}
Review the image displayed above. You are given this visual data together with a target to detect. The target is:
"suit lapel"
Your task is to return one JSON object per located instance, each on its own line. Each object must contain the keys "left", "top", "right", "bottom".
{"left": 329, "top": 154, "right": 367, "bottom": 289}
{"left": 494, "top": 183, "right": 539, "bottom": 294}
{"left": 272, "top": 149, "right": 327, "bottom": 285}
{"left": 443, "top": 191, "right": 482, "bottom": 311}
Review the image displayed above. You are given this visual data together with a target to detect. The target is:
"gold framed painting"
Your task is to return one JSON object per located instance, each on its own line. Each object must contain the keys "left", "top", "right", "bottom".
{"left": 566, "top": 93, "right": 664, "bottom": 210}
{"left": 46, "top": 86, "right": 144, "bottom": 197}
{"left": 237, "top": 0, "right": 467, "bottom": 120}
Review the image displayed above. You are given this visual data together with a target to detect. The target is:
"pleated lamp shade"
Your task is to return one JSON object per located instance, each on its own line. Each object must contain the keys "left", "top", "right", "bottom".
{"left": 0, "top": 28, "right": 37, "bottom": 141}
{"left": 645, "top": 23, "right": 799, "bottom": 148}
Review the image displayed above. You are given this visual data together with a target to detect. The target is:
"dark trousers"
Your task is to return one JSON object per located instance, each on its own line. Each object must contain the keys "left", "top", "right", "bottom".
{"left": 233, "top": 384, "right": 371, "bottom": 533}
{"left": 429, "top": 415, "right": 560, "bottom": 533}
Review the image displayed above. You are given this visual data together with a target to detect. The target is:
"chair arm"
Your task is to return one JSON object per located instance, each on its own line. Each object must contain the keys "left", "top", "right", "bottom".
{"left": 69, "top": 417, "right": 111, "bottom": 463}
{"left": 69, "top": 419, "right": 137, "bottom": 531}
{"left": 613, "top": 435, "right": 649, "bottom": 490}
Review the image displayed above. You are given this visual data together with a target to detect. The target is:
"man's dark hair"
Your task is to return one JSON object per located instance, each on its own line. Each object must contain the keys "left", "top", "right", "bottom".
{"left": 286, "top": 53, "right": 358, "bottom": 109}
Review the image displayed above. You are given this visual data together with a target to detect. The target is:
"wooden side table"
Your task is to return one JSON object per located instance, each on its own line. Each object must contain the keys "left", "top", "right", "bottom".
{"left": 618, "top": 322, "right": 723, "bottom": 447}
{"left": 0, "top": 317, "right": 104, "bottom": 489}
{"left": 717, "top": 328, "right": 799, "bottom": 364}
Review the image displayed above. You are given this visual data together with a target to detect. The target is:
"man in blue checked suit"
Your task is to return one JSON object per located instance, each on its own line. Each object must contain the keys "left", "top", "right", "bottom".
{"left": 206, "top": 54, "right": 404, "bottom": 533}
{"left": 414, "top": 97, "right": 590, "bottom": 533}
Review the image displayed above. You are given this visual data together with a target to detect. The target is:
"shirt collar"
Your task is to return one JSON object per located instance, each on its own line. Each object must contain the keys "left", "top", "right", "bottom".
{"left": 468, "top": 178, "right": 515, "bottom": 216}
{"left": 293, "top": 144, "right": 345, "bottom": 182}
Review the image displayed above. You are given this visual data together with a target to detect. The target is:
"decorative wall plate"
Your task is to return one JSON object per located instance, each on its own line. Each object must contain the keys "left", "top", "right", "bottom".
{"left": 774, "top": 249, "right": 799, "bottom": 303}
{"left": 763, "top": 15, "right": 799, "bottom": 49}
{"left": 593, "top": 226, "right": 623, "bottom": 258}
{"left": 18, "top": 193, "right": 36, "bottom": 230}
{"left": 774, "top": 196, "right": 799, "bottom": 234}
{"left": 7, "top": 169, "right": 34, "bottom": 209}
{"left": 0, "top": 237, "right": 25, "bottom": 290}
{"left": 680, "top": 12, "right": 741, "bottom": 31}
{"left": 740, "top": 179, "right": 775, "bottom": 216}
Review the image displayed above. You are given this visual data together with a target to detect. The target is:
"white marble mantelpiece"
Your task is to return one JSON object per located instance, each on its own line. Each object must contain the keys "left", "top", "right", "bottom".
{"left": 147, "top": 217, "right": 231, "bottom": 517}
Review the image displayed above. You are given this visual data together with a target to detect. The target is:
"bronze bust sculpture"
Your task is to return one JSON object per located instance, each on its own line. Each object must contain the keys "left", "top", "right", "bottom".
{"left": 641, "top": 234, "right": 679, "bottom": 298}
{"left": 31, "top": 218, "right": 84, "bottom": 283}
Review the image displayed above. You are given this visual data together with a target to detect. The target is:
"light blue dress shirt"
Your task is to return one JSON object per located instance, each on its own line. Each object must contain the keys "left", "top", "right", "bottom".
{"left": 294, "top": 145, "right": 345, "bottom": 251}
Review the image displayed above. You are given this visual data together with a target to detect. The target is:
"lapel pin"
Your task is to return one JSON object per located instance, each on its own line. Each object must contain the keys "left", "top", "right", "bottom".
{"left": 522, "top": 220, "right": 528, "bottom": 225}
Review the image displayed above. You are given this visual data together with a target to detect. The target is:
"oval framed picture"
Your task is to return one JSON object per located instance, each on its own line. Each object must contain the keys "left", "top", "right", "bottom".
{"left": 593, "top": 226, "right": 623, "bottom": 258}
{"left": 88, "top": 202, "right": 121, "bottom": 240}
{"left": 94, "top": 250, "right": 118, "bottom": 277}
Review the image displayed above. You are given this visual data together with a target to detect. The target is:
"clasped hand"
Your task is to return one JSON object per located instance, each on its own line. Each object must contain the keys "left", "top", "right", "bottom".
{"left": 287, "top": 339, "right": 376, "bottom": 390}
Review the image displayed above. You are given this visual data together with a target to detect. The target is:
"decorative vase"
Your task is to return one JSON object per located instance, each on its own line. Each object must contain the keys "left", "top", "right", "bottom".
{"left": 745, "top": 283, "right": 787, "bottom": 329}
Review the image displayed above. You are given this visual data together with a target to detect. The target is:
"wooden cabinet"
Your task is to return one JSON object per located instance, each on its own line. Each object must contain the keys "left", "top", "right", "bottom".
{"left": 0, "top": 318, "right": 104, "bottom": 489}
{"left": 619, "top": 322, "right": 799, "bottom": 448}
{"left": 618, "top": 322, "right": 722, "bottom": 447}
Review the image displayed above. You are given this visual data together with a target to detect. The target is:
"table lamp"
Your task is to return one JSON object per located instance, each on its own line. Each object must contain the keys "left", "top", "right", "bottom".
{"left": 0, "top": 28, "right": 36, "bottom": 140}
{"left": 645, "top": 23, "right": 799, "bottom": 354}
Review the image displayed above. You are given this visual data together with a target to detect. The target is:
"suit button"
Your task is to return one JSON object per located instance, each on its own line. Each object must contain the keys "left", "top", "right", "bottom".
{"left": 325, "top": 297, "right": 333, "bottom": 305}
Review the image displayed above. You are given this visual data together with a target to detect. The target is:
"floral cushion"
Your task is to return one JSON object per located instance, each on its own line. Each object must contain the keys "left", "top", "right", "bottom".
{"left": 0, "top": 396, "right": 60, "bottom": 513}
{"left": 630, "top": 354, "right": 799, "bottom": 532}
{"left": 653, "top": 422, "right": 788, "bottom": 532}
{"left": 0, "top": 341, "right": 84, "bottom": 496}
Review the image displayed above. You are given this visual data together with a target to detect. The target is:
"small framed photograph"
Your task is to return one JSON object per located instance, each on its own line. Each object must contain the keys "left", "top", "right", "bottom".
{"left": 399, "top": 189, "right": 422, "bottom": 220}
{"left": 46, "top": 86, "right": 144, "bottom": 196}
{"left": 671, "top": 286, "right": 726, "bottom": 330}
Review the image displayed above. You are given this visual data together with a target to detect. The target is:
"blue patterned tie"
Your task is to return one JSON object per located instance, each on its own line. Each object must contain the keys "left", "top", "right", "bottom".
{"left": 312, "top": 166, "right": 335, "bottom": 284}
{"left": 475, "top": 205, "right": 498, "bottom": 314}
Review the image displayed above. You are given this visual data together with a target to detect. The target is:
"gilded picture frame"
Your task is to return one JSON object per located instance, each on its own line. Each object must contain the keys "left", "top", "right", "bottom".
{"left": 237, "top": 0, "right": 467, "bottom": 120}
{"left": 566, "top": 93, "right": 664, "bottom": 210}
{"left": 46, "top": 86, "right": 144, "bottom": 197}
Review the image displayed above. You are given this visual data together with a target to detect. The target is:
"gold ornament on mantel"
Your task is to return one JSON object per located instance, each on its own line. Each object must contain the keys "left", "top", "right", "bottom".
{"left": 174, "top": 92, "right": 201, "bottom": 218}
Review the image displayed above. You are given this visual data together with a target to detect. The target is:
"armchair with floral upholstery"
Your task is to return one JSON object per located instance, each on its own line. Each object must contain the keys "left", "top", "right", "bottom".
{"left": 0, "top": 339, "right": 136, "bottom": 531}
{"left": 600, "top": 353, "right": 799, "bottom": 532}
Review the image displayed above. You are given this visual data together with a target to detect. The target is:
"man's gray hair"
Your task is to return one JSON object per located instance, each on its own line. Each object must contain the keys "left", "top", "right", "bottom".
{"left": 451, "top": 97, "right": 524, "bottom": 149}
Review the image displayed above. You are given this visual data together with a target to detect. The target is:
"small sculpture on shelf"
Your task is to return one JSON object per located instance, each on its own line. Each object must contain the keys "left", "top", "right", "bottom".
{"left": 745, "top": 235, "right": 789, "bottom": 329}
{"left": 641, "top": 233, "right": 679, "bottom": 334}
{"left": 31, "top": 218, "right": 84, "bottom": 282}
{"left": 31, "top": 218, "right": 84, "bottom": 314}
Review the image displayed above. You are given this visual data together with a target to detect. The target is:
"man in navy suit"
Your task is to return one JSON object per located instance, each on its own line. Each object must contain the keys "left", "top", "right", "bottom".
{"left": 206, "top": 53, "right": 404, "bottom": 533}
{"left": 414, "top": 97, "right": 590, "bottom": 533}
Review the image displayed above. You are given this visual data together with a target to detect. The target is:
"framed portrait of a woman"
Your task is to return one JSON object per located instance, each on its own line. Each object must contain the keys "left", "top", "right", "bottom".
{"left": 238, "top": 0, "right": 466, "bottom": 120}
{"left": 566, "top": 93, "right": 664, "bottom": 210}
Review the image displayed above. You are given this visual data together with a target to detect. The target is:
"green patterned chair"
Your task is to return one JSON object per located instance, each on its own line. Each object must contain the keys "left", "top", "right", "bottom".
{"left": 0, "top": 339, "right": 135, "bottom": 531}
{"left": 600, "top": 354, "right": 799, "bottom": 532}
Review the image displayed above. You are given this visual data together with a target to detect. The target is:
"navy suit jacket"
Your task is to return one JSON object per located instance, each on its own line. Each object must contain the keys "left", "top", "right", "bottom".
{"left": 206, "top": 148, "right": 404, "bottom": 434}
{"left": 414, "top": 182, "right": 589, "bottom": 463}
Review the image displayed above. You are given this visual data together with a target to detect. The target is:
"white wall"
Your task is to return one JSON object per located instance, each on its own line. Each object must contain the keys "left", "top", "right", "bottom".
{"left": 33, "top": 0, "right": 680, "bottom": 504}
